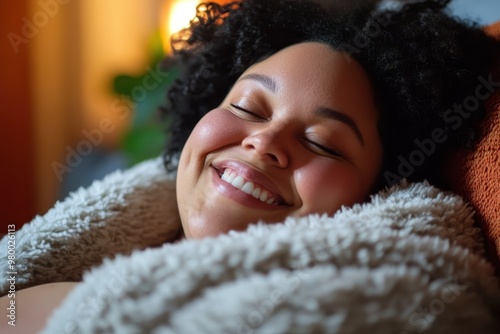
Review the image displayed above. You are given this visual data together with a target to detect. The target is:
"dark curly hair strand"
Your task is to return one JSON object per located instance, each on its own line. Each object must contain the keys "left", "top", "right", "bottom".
{"left": 161, "top": 0, "right": 500, "bottom": 190}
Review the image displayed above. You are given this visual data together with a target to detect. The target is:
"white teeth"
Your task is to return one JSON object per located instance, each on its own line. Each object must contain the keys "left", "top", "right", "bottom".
{"left": 259, "top": 191, "right": 268, "bottom": 202}
{"left": 226, "top": 173, "right": 236, "bottom": 183}
{"left": 231, "top": 175, "right": 245, "bottom": 188}
{"left": 220, "top": 169, "right": 278, "bottom": 205}
{"left": 221, "top": 169, "right": 236, "bottom": 183}
{"left": 241, "top": 182, "right": 254, "bottom": 194}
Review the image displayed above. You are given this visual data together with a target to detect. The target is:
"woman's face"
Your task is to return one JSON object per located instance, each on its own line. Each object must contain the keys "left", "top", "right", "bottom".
{"left": 176, "top": 42, "right": 383, "bottom": 239}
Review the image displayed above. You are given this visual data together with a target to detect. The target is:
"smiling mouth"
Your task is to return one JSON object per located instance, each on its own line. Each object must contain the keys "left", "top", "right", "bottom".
{"left": 216, "top": 168, "right": 286, "bottom": 206}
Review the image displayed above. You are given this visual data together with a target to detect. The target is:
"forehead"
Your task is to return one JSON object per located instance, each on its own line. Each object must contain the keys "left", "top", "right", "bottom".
{"left": 237, "top": 42, "right": 376, "bottom": 113}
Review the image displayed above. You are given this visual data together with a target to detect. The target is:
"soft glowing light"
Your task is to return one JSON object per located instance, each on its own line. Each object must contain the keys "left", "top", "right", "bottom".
{"left": 162, "top": 0, "right": 200, "bottom": 53}
{"left": 169, "top": 1, "right": 200, "bottom": 35}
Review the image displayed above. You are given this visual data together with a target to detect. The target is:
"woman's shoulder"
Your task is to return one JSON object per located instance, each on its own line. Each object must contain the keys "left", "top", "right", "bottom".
{"left": 0, "top": 282, "right": 78, "bottom": 333}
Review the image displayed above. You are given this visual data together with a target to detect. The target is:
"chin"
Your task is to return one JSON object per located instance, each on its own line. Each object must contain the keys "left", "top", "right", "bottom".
{"left": 181, "top": 210, "right": 269, "bottom": 239}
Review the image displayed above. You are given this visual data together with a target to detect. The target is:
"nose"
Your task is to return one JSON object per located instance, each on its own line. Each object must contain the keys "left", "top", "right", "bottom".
{"left": 241, "top": 126, "right": 289, "bottom": 168}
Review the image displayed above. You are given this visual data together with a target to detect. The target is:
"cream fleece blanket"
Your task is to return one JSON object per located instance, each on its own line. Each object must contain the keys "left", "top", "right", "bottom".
{"left": 1, "top": 157, "right": 499, "bottom": 333}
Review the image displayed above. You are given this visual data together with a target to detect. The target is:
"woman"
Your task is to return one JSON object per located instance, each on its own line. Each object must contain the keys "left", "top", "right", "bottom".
{"left": 1, "top": 0, "right": 499, "bottom": 332}
{"left": 162, "top": 0, "right": 500, "bottom": 238}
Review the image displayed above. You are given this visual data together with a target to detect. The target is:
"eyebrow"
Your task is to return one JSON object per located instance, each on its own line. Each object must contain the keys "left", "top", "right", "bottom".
{"left": 237, "top": 73, "right": 365, "bottom": 146}
{"left": 237, "top": 73, "right": 277, "bottom": 93}
{"left": 315, "top": 107, "right": 365, "bottom": 146}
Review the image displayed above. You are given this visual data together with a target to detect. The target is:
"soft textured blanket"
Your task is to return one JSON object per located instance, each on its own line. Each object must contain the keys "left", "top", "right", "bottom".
{"left": 1, "top": 158, "right": 500, "bottom": 333}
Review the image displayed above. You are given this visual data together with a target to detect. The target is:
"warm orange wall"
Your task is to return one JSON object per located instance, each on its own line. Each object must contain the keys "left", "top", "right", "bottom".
{"left": 29, "top": 0, "right": 81, "bottom": 218}
{"left": 0, "top": 0, "right": 36, "bottom": 234}
{"left": 0, "top": 0, "right": 229, "bottom": 235}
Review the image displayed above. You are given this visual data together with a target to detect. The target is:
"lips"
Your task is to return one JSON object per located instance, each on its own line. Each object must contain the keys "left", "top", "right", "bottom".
{"left": 211, "top": 160, "right": 289, "bottom": 206}
{"left": 221, "top": 169, "right": 280, "bottom": 205}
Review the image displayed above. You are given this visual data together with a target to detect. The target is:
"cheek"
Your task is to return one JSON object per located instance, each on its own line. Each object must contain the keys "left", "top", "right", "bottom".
{"left": 294, "top": 161, "right": 369, "bottom": 215}
{"left": 187, "top": 108, "right": 245, "bottom": 150}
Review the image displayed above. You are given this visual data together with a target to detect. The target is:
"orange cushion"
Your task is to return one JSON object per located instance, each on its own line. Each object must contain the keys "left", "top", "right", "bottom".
{"left": 447, "top": 21, "right": 500, "bottom": 275}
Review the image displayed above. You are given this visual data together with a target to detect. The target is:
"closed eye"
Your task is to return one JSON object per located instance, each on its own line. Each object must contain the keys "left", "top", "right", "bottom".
{"left": 304, "top": 138, "right": 343, "bottom": 158}
{"left": 229, "top": 103, "right": 266, "bottom": 120}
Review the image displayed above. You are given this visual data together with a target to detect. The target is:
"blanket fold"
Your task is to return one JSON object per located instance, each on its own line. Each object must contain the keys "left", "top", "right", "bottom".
{"left": 0, "top": 158, "right": 181, "bottom": 294}
{"left": 1, "top": 157, "right": 499, "bottom": 333}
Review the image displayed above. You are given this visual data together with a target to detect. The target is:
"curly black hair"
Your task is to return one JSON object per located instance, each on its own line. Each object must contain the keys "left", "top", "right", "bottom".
{"left": 161, "top": 0, "right": 500, "bottom": 190}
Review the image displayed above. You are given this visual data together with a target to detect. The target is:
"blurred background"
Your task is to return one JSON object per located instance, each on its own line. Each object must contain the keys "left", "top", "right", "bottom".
{"left": 1, "top": 0, "right": 499, "bottom": 233}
